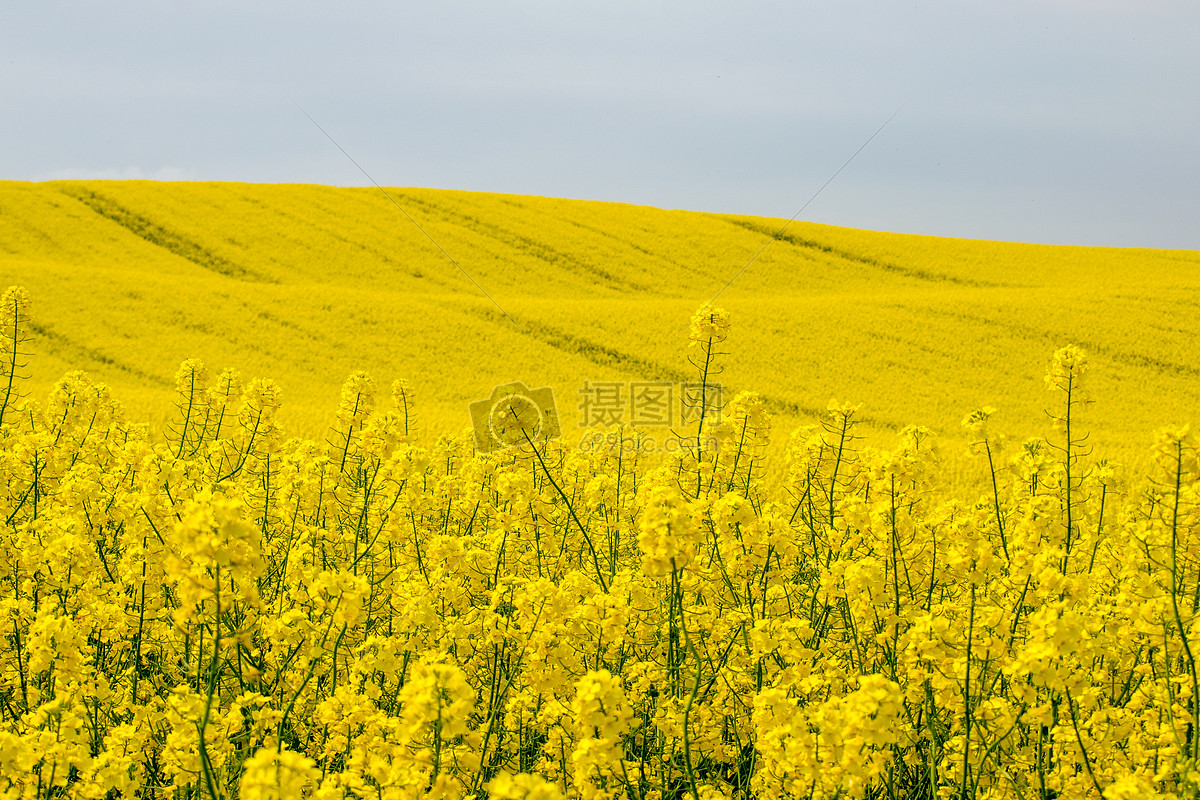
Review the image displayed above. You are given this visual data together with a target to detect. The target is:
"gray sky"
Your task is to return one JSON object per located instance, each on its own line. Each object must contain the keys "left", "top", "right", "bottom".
{"left": 2, "top": 1, "right": 1197, "bottom": 248}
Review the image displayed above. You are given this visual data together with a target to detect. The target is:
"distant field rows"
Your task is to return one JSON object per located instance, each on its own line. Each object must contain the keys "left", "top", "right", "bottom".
{"left": 1, "top": 180, "right": 1197, "bottom": 478}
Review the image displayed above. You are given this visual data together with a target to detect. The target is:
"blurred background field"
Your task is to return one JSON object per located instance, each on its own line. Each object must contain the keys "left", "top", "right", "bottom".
{"left": 1, "top": 179, "right": 1197, "bottom": 486}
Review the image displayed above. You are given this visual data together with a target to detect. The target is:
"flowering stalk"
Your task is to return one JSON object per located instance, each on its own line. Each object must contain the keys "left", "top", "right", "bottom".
{"left": 686, "top": 307, "right": 729, "bottom": 499}
{"left": 0, "top": 287, "right": 31, "bottom": 431}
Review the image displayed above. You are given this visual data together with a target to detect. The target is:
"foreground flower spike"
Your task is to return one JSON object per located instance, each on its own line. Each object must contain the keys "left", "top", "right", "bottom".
{"left": 688, "top": 305, "right": 730, "bottom": 349}
{"left": 239, "top": 747, "right": 320, "bottom": 800}
{"left": 683, "top": 306, "right": 731, "bottom": 498}
{"left": 0, "top": 285, "right": 32, "bottom": 429}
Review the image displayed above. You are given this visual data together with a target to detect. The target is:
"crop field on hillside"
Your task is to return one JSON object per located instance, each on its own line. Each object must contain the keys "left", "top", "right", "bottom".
{"left": 0, "top": 180, "right": 1198, "bottom": 798}
{"left": 1, "top": 180, "right": 1198, "bottom": 477}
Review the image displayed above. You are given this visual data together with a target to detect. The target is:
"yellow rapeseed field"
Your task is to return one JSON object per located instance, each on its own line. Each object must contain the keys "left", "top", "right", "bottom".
{"left": 1, "top": 180, "right": 1197, "bottom": 478}
{"left": 1, "top": 180, "right": 1199, "bottom": 798}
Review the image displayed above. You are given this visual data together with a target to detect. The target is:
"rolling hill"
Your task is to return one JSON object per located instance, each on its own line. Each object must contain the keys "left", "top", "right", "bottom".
{"left": 1, "top": 179, "right": 1197, "bottom": 478}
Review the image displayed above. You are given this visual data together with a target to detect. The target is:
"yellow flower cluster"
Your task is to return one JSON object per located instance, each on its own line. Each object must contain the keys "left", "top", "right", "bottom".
{"left": 1, "top": 286, "right": 1198, "bottom": 800}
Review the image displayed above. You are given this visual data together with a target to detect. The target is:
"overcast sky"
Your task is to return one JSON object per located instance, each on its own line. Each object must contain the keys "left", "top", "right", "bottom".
{"left": 2, "top": 1, "right": 1197, "bottom": 248}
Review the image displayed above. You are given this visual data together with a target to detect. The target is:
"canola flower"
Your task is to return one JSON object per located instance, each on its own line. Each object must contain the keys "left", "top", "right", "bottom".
{"left": 0, "top": 288, "right": 1198, "bottom": 799}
